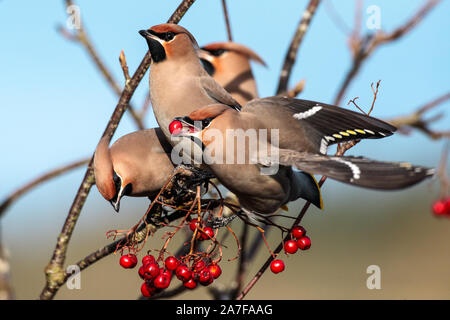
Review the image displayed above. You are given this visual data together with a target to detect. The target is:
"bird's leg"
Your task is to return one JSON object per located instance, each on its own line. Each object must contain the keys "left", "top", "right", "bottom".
{"left": 207, "top": 211, "right": 239, "bottom": 229}
{"left": 181, "top": 165, "right": 216, "bottom": 189}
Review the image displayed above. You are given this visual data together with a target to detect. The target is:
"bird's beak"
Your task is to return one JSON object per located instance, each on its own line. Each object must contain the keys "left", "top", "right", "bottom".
{"left": 139, "top": 29, "right": 151, "bottom": 38}
{"left": 109, "top": 198, "right": 120, "bottom": 213}
{"left": 109, "top": 184, "right": 127, "bottom": 213}
{"left": 139, "top": 30, "right": 162, "bottom": 43}
{"left": 172, "top": 117, "right": 202, "bottom": 138}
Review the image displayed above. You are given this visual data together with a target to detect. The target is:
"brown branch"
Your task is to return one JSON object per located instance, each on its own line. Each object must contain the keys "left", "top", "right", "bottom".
{"left": 221, "top": 0, "right": 233, "bottom": 42}
{"left": 60, "top": 0, "right": 145, "bottom": 130}
{"left": 284, "top": 79, "right": 306, "bottom": 98}
{"left": 232, "top": 222, "right": 248, "bottom": 298}
{"left": 39, "top": 0, "right": 197, "bottom": 300}
{"left": 0, "top": 158, "right": 89, "bottom": 219}
{"left": 387, "top": 91, "right": 450, "bottom": 140}
{"left": 437, "top": 141, "right": 449, "bottom": 199}
{"left": 324, "top": 0, "right": 352, "bottom": 35}
{"left": 276, "top": 0, "right": 321, "bottom": 95}
{"left": 334, "top": 0, "right": 440, "bottom": 105}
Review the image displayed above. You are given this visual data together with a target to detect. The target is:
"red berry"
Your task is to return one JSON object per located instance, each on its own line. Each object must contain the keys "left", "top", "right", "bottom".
{"left": 201, "top": 227, "right": 214, "bottom": 240}
{"left": 165, "top": 256, "right": 179, "bottom": 271}
{"left": 189, "top": 220, "right": 200, "bottom": 232}
{"left": 208, "top": 264, "right": 222, "bottom": 279}
{"left": 119, "top": 254, "right": 138, "bottom": 269}
{"left": 270, "top": 259, "right": 285, "bottom": 274}
{"left": 169, "top": 120, "right": 183, "bottom": 135}
{"left": 138, "top": 266, "right": 146, "bottom": 280}
{"left": 296, "top": 236, "right": 311, "bottom": 250}
{"left": 194, "top": 260, "right": 206, "bottom": 272}
{"left": 176, "top": 265, "right": 192, "bottom": 282}
{"left": 141, "top": 282, "right": 156, "bottom": 297}
{"left": 432, "top": 199, "right": 447, "bottom": 216}
{"left": 154, "top": 274, "right": 171, "bottom": 289}
{"left": 292, "top": 226, "right": 306, "bottom": 239}
{"left": 143, "top": 263, "right": 160, "bottom": 279}
{"left": 183, "top": 278, "right": 197, "bottom": 289}
{"left": 142, "top": 254, "right": 156, "bottom": 266}
{"left": 160, "top": 269, "right": 172, "bottom": 279}
{"left": 199, "top": 268, "right": 212, "bottom": 285}
{"left": 445, "top": 198, "right": 450, "bottom": 215}
{"left": 284, "top": 240, "right": 298, "bottom": 254}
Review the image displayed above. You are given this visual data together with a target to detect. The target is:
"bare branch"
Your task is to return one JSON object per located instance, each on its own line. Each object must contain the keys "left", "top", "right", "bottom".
{"left": 387, "top": 91, "right": 450, "bottom": 140}
{"left": 221, "top": 0, "right": 233, "bottom": 42}
{"left": 39, "top": 0, "right": 197, "bottom": 300}
{"left": 0, "top": 158, "right": 89, "bottom": 219}
{"left": 334, "top": 0, "right": 440, "bottom": 105}
{"left": 61, "top": 0, "right": 145, "bottom": 130}
{"left": 284, "top": 79, "right": 306, "bottom": 98}
{"left": 276, "top": 0, "right": 321, "bottom": 95}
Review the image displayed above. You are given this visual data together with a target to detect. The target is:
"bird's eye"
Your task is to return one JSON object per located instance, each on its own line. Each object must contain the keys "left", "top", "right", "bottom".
{"left": 202, "top": 117, "right": 214, "bottom": 128}
{"left": 210, "top": 49, "right": 226, "bottom": 56}
{"left": 165, "top": 32, "right": 175, "bottom": 41}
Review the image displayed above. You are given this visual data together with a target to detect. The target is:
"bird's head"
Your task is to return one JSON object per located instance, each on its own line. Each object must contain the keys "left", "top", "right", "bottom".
{"left": 198, "top": 42, "right": 266, "bottom": 76}
{"left": 139, "top": 24, "right": 199, "bottom": 63}
{"left": 168, "top": 104, "right": 233, "bottom": 143}
{"left": 93, "top": 136, "right": 133, "bottom": 212}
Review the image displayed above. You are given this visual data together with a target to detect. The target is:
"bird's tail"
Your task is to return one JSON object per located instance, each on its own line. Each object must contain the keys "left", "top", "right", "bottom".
{"left": 289, "top": 171, "right": 323, "bottom": 209}
{"left": 271, "top": 149, "right": 435, "bottom": 190}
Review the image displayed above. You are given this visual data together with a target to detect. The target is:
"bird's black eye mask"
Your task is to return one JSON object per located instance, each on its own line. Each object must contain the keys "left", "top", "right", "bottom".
{"left": 175, "top": 116, "right": 214, "bottom": 132}
{"left": 200, "top": 58, "right": 215, "bottom": 76}
{"left": 111, "top": 172, "right": 132, "bottom": 202}
{"left": 202, "top": 48, "right": 227, "bottom": 57}
{"left": 148, "top": 30, "right": 176, "bottom": 42}
{"left": 139, "top": 29, "right": 177, "bottom": 63}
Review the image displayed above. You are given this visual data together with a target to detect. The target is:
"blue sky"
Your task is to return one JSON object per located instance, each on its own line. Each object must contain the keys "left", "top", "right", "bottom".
{"left": 0, "top": 0, "right": 449, "bottom": 217}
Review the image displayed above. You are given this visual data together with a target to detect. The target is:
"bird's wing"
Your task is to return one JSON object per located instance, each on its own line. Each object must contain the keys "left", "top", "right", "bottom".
{"left": 200, "top": 76, "right": 242, "bottom": 111}
{"left": 244, "top": 97, "right": 396, "bottom": 154}
{"left": 259, "top": 148, "right": 434, "bottom": 190}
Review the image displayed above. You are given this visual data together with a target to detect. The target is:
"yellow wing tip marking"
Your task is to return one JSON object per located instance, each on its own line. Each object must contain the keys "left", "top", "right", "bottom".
{"left": 309, "top": 174, "right": 323, "bottom": 210}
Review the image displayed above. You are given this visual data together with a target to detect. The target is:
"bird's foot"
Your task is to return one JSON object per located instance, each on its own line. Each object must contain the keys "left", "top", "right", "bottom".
{"left": 207, "top": 214, "right": 238, "bottom": 229}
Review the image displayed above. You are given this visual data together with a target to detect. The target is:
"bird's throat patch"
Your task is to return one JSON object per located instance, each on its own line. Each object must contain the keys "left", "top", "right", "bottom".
{"left": 147, "top": 38, "right": 166, "bottom": 63}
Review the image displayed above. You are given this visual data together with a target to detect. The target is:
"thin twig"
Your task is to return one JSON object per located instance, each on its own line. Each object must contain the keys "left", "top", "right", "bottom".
{"left": 39, "top": 0, "right": 197, "bottom": 300}
{"left": 276, "top": 0, "right": 321, "bottom": 95}
{"left": 334, "top": 0, "right": 440, "bottom": 105}
{"left": 221, "top": 0, "right": 233, "bottom": 42}
{"left": 0, "top": 158, "right": 89, "bottom": 219}
{"left": 60, "top": 0, "right": 145, "bottom": 130}
{"left": 284, "top": 79, "right": 306, "bottom": 98}
{"left": 387, "top": 91, "right": 450, "bottom": 139}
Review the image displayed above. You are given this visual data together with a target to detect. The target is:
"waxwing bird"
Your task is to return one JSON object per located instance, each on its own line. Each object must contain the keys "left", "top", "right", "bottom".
{"left": 94, "top": 128, "right": 174, "bottom": 212}
{"left": 139, "top": 24, "right": 241, "bottom": 143}
{"left": 168, "top": 98, "right": 434, "bottom": 215}
{"left": 140, "top": 24, "right": 433, "bottom": 216}
{"left": 198, "top": 42, "right": 266, "bottom": 106}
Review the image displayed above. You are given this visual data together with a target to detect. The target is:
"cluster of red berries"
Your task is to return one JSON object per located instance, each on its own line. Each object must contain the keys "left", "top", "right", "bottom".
{"left": 189, "top": 220, "right": 214, "bottom": 239}
{"left": 270, "top": 225, "right": 311, "bottom": 274}
{"left": 119, "top": 253, "right": 222, "bottom": 297}
{"left": 432, "top": 197, "right": 450, "bottom": 217}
